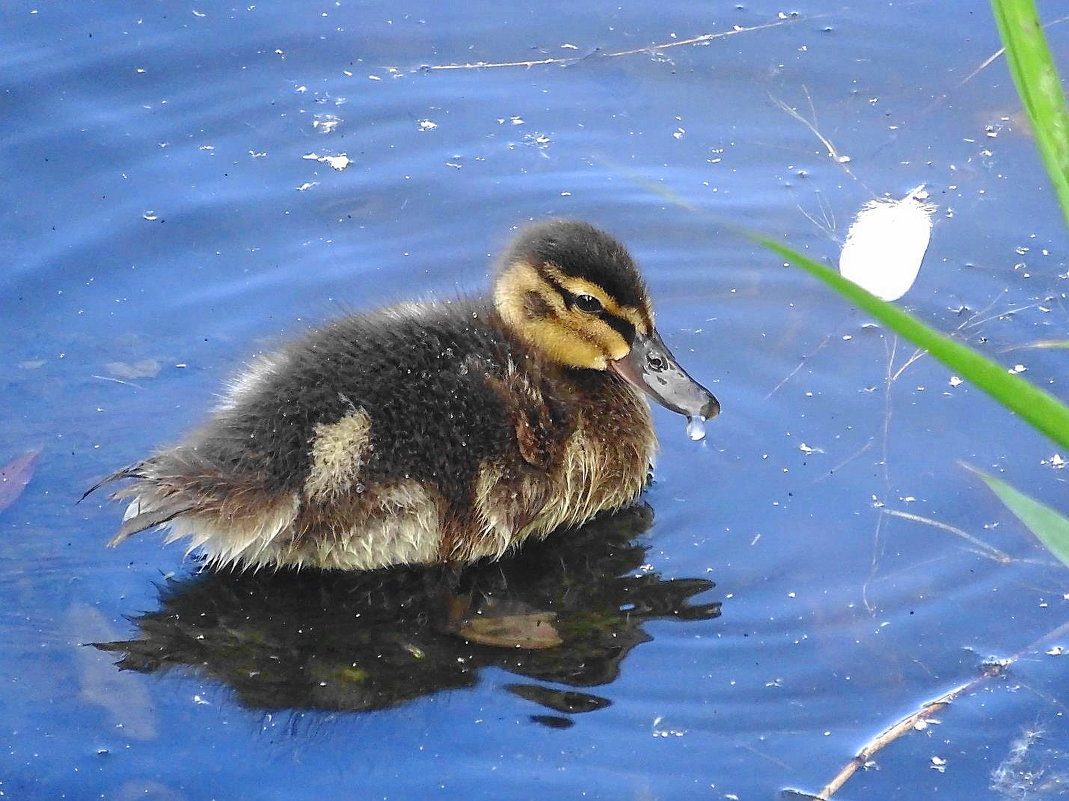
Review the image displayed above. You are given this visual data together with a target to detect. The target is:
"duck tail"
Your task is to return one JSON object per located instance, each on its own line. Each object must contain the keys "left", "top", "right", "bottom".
{"left": 107, "top": 497, "right": 192, "bottom": 547}
{"left": 80, "top": 464, "right": 143, "bottom": 503}
{"left": 82, "top": 459, "right": 194, "bottom": 547}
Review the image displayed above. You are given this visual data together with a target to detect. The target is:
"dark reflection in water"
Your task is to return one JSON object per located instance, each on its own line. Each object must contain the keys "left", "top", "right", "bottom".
{"left": 96, "top": 505, "right": 719, "bottom": 721}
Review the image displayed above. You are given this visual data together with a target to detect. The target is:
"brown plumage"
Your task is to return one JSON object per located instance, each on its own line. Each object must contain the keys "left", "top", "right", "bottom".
{"left": 91, "top": 220, "right": 719, "bottom": 571}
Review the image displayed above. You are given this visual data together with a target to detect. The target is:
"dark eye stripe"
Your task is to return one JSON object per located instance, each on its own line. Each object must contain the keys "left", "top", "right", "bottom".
{"left": 537, "top": 266, "right": 636, "bottom": 344}
{"left": 600, "top": 312, "right": 636, "bottom": 345}
{"left": 541, "top": 272, "right": 595, "bottom": 314}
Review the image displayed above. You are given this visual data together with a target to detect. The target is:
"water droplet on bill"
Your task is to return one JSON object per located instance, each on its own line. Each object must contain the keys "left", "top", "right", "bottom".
{"left": 686, "top": 415, "right": 706, "bottom": 441}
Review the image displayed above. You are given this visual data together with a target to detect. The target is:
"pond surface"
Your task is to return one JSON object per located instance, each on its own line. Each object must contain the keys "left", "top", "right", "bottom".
{"left": 4, "top": 1, "right": 1069, "bottom": 799}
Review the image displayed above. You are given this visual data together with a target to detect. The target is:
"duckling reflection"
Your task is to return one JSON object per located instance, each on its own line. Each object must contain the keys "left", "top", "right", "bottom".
{"left": 95, "top": 505, "right": 719, "bottom": 717}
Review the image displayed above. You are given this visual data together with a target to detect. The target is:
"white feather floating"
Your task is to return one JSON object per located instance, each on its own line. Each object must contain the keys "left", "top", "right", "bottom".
{"left": 838, "top": 185, "right": 937, "bottom": 301}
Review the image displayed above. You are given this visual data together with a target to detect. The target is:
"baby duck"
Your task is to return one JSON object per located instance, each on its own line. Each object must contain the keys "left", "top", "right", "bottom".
{"left": 94, "top": 220, "right": 719, "bottom": 571}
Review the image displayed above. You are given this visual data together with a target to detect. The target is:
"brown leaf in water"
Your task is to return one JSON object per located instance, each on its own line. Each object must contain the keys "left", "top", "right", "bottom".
{"left": 0, "top": 449, "right": 40, "bottom": 512}
{"left": 460, "top": 610, "right": 563, "bottom": 650}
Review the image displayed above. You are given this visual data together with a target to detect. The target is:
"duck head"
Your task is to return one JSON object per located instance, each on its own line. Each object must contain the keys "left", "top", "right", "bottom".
{"left": 493, "top": 220, "right": 720, "bottom": 422}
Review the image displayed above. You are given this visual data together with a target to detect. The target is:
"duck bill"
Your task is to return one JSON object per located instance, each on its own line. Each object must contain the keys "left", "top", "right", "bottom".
{"left": 610, "top": 329, "right": 720, "bottom": 420}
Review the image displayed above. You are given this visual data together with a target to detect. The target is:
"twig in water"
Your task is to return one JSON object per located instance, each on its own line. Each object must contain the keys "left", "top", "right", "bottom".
{"left": 784, "top": 616, "right": 1069, "bottom": 800}
{"left": 796, "top": 191, "right": 838, "bottom": 242}
{"left": 815, "top": 440, "right": 874, "bottom": 483}
{"left": 422, "top": 18, "right": 793, "bottom": 71}
{"left": 880, "top": 507, "right": 1012, "bottom": 564}
{"left": 1002, "top": 339, "right": 1069, "bottom": 352}
{"left": 924, "top": 14, "right": 1069, "bottom": 113}
{"left": 769, "top": 88, "right": 859, "bottom": 183}
{"left": 92, "top": 375, "right": 146, "bottom": 391}
{"left": 765, "top": 333, "right": 834, "bottom": 399}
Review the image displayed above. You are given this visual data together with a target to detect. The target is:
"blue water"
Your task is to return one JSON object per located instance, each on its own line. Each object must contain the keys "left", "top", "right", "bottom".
{"left": 4, "top": 1, "right": 1069, "bottom": 798}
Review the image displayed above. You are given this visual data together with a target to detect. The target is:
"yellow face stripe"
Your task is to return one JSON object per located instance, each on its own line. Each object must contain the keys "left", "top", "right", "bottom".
{"left": 541, "top": 264, "right": 652, "bottom": 336}
{"left": 495, "top": 259, "right": 640, "bottom": 369}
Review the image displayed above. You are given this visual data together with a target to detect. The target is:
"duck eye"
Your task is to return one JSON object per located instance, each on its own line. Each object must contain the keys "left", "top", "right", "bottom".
{"left": 574, "top": 294, "right": 603, "bottom": 313}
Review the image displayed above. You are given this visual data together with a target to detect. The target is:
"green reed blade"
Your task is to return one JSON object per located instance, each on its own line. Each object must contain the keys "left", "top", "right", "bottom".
{"left": 990, "top": 0, "right": 1069, "bottom": 228}
{"left": 753, "top": 234, "right": 1069, "bottom": 451}
{"left": 969, "top": 466, "right": 1069, "bottom": 567}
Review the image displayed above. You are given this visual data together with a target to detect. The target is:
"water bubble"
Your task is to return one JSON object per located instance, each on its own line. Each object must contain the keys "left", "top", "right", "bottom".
{"left": 686, "top": 415, "right": 706, "bottom": 441}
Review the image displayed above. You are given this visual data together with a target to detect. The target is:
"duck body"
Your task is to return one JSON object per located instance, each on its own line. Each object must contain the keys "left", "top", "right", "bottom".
{"left": 98, "top": 221, "right": 718, "bottom": 571}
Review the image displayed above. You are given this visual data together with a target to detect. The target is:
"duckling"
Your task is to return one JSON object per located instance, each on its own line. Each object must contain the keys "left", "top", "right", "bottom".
{"left": 91, "top": 220, "right": 719, "bottom": 572}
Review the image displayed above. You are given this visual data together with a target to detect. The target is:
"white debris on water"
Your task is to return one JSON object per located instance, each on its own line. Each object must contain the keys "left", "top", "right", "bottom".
{"left": 839, "top": 185, "right": 936, "bottom": 301}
